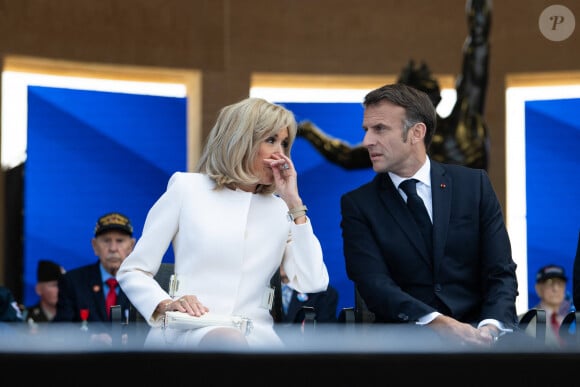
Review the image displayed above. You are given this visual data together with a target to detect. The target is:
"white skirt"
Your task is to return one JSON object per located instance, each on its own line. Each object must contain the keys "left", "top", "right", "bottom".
{"left": 143, "top": 322, "right": 285, "bottom": 351}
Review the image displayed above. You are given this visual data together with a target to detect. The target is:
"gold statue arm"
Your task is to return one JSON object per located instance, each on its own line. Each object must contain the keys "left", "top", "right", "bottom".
{"left": 297, "top": 121, "right": 371, "bottom": 170}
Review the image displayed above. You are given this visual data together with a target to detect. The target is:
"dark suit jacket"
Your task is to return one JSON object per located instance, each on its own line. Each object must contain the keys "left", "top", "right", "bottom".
{"left": 341, "top": 161, "right": 518, "bottom": 328}
{"left": 573, "top": 231, "right": 580, "bottom": 308}
{"left": 283, "top": 285, "right": 339, "bottom": 323}
{"left": 0, "top": 286, "right": 23, "bottom": 322}
{"left": 53, "top": 261, "right": 135, "bottom": 327}
{"left": 24, "top": 303, "right": 50, "bottom": 323}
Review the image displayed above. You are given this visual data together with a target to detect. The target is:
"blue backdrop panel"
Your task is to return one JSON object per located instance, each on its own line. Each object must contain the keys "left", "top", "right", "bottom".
{"left": 24, "top": 86, "right": 186, "bottom": 306}
{"left": 525, "top": 98, "right": 580, "bottom": 309}
{"left": 280, "top": 102, "right": 374, "bottom": 313}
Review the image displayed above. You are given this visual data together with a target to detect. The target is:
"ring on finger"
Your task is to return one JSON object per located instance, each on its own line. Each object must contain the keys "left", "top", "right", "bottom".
{"left": 281, "top": 163, "right": 289, "bottom": 170}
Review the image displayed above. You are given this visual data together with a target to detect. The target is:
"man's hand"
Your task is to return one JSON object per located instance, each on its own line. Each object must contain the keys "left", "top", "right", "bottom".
{"left": 428, "top": 315, "right": 495, "bottom": 347}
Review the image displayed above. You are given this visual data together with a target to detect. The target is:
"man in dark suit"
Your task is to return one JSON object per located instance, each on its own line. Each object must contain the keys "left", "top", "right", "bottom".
{"left": 53, "top": 212, "right": 137, "bottom": 340}
{"left": 340, "top": 83, "right": 518, "bottom": 348}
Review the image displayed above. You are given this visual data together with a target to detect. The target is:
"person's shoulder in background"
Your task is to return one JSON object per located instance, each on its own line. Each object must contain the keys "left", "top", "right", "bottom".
{"left": 0, "top": 286, "right": 24, "bottom": 322}
{"left": 573, "top": 231, "right": 580, "bottom": 309}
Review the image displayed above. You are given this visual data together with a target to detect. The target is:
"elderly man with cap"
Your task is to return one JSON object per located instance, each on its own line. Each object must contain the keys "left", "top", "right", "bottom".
{"left": 531, "top": 264, "right": 573, "bottom": 347}
{"left": 53, "top": 212, "right": 137, "bottom": 342}
{"left": 24, "top": 260, "right": 65, "bottom": 323}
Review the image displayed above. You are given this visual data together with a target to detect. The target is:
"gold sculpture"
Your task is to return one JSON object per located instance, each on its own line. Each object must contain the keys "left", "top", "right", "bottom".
{"left": 297, "top": 0, "right": 492, "bottom": 171}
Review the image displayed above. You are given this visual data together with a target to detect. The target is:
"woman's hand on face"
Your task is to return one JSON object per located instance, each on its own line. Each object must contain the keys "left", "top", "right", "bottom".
{"left": 266, "top": 153, "right": 301, "bottom": 207}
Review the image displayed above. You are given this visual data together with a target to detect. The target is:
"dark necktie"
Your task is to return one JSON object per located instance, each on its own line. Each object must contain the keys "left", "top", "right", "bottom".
{"left": 399, "top": 179, "right": 433, "bottom": 253}
{"left": 105, "top": 278, "right": 118, "bottom": 319}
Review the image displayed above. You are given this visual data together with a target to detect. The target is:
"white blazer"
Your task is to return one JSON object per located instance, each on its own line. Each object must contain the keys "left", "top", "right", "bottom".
{"left": 117, "top": 172, "right": 329, "bottom": 348}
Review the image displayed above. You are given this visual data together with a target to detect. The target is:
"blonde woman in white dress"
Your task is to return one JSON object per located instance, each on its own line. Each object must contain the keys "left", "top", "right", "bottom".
{"left": 117, "top": 97, "right": 329, "bottom": 350}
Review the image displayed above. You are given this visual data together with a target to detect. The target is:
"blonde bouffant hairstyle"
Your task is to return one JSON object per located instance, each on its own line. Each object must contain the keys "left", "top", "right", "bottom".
{"left": 195, "top": 97, "right": 298, "bottom": 195}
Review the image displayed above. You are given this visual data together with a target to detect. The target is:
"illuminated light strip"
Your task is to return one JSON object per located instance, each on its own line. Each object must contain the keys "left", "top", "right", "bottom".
{"left": 250, "top": 87, "right": 457, "bottom": 118}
